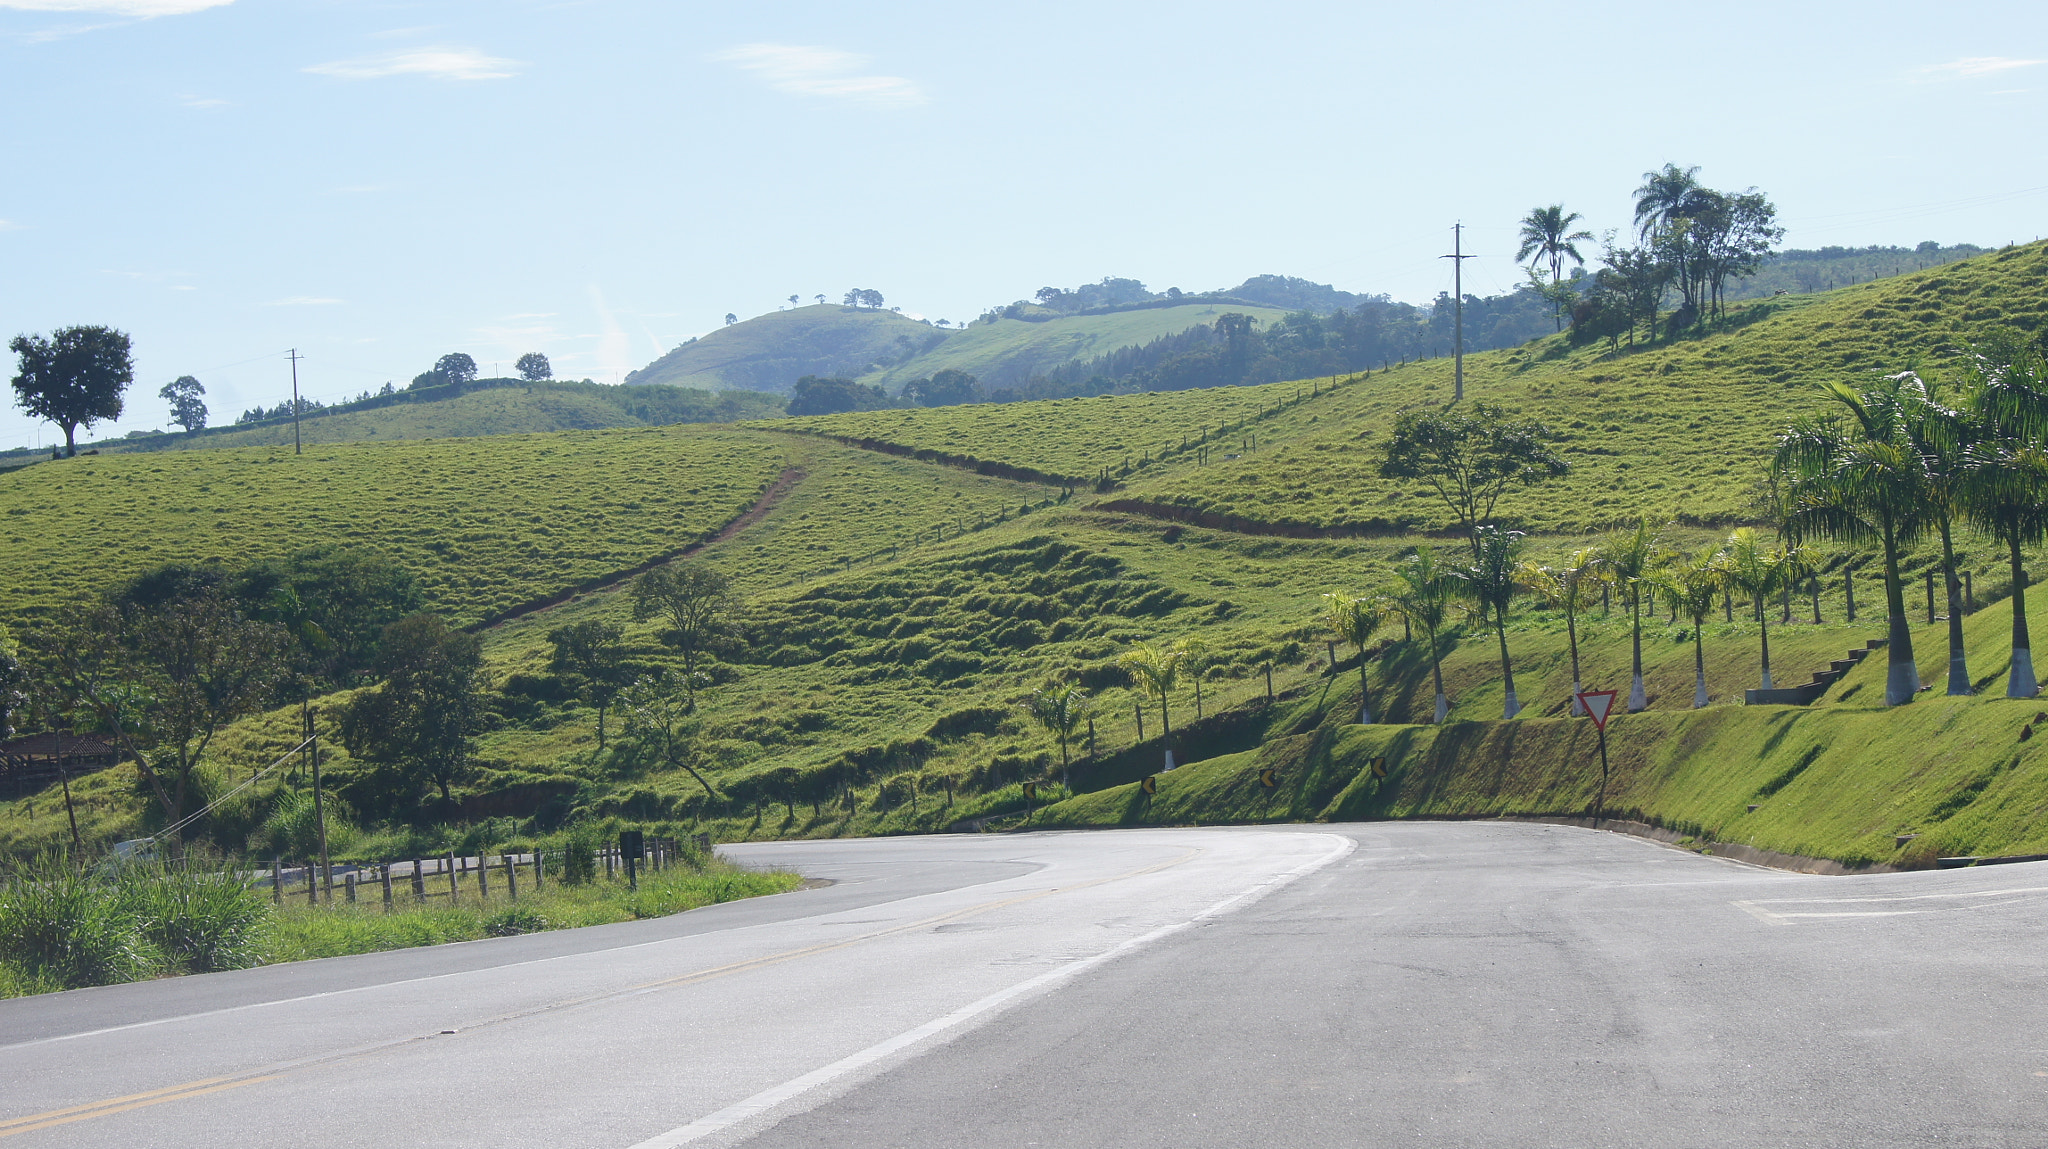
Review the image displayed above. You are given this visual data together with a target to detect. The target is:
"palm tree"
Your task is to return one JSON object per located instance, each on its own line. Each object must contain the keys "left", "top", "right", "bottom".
{"left": 1452, "top": 526, "right": 1528, "bottom": 719}
{"left": 1653, "top": 545, "right": 1729, "bottom": 708}
{"left": 1895, "top": 370, "right": 1978, "bottom": 695}
{"left": 1388, "top": 547, "right": 1460, "bottom": 723}
{"left": 1723, "top": 527, "right": 1790, "bottom": 691}
{"left": 1118, "top": 641, "right": 1190, "bottom": 771}
{"left": 1632, "top": 163, "right": 1701, "bottom": 243}
{"left": 1516, "top": 547, "right": 1603, "bottom": 715}
{"left": 1776, "top": 376, "right": 1930, "bottom": 706}
{"left": 1176, "top": 635, "right": 1212, "bottom": 721}
{"left": 1517, "top": 205, "right": 1595, "bottom": 331}
{"left": 1599, "top": 518, "right": 1666, "bottom": 712}
{"left": 1321, "top": 591, "right": 1387, "bottom": 724}
{"left": 1028, "top": 681, "right": 1089, "bottom": 790}
{"left": 1960, "top": 333, "right": 2048, "bottom": 697}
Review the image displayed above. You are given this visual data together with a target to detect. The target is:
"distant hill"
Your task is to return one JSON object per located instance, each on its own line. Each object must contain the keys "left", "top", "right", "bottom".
{"left": 627, "top": 304, "right": 945, "bottom": 392}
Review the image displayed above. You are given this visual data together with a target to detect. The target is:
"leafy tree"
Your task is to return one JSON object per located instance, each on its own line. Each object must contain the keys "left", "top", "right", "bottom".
{"left": 1653, "top": 545, "right": 1729, "bottom": 709}
{"left": 1377, "top": 402, "right": 1569, "bottom": 556}
{"left": 159, "top": 375, "right": 208, "bottom": 433}
{"left": 1722, "top": 527, "right": 1794, "bottom": 691}
{"left": 903, "top": 368, "right": 979, "bottom": 407}
{"left": 1451, "top": 526, "right": 1528, "bottom": 719}
{"left": 618, "top": 671, "right": 719, "bottom": 799}
{"left": 787, "top": 375, "right": 887, "bottom": 417}
{"left": 1118, "top": 640, "right": 1191, "bottom": 771}
{"left": 860, "top": 288, "right": 884, "bottom": 309}
{"left": 10, "top": 325, "right": 133, "bottom": 456}
{"left": 725, "top": 313, "right": 738, "bottom": 326}
{"left": 515, "top": 352, "right": 552, "bottom": 382}
{"left": 434, "top": 353, "right": 478, "bottom": 385}
{"left": 0, "top": 624, "right": 22, "bottom": 740}
{"left": 815, "top": 294, "right": 825, "bottom": 306}
{"left": 225, "top": 546, "right": 425, "bottom": 686}
{"left": 1516, "top": 547, "right": 1603, "bottom": 714}
{"left": 1599, "top": 518, "right": 1666, "bottom": 712}
{"left": 1320, "top": 591, "right": 1386, "bottom": 724}
{"left": 548, "top": 620, "right": 633, "bottom": 750}
{"left": 787, "top": 295, "right": 799, "bottom": 308}
{"left": 1517, "top": 206, "right": 1594, "bottom": 330}
{"left": 37, "top": 586, "right": 291, "bottom": 834}
{"left": 1028, "top": 680, "right": 1089, "bottom": 789}
{"left": 1387, "top": 547, "right": 1460, "bottom": 723}
{"left": 339, "top": 614, "right": 486, "bottom": 806}
{"left": 1776, "top": 376, "right": 1930, "bottom": 706}
{"left": 1959, "top": 333, "right": 2048, "bottom": 697}
{"left": 631, "top": 565, "right": 732, "bottom": 711}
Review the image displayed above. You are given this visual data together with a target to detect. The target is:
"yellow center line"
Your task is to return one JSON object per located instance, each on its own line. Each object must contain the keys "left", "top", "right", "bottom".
{"left": 1, "top": 845, "right": 1200, "bottom": 1139}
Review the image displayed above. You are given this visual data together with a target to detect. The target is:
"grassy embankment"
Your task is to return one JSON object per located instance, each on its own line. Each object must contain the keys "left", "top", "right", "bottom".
{"left": 2, "top": 243, "right": 2046, "bottom": 869}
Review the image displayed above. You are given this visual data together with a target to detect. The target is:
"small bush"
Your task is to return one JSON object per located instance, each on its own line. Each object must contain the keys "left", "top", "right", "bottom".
{"left": 559, "top": 834, "right": 598, "bottom": 885}
{"left": 118, "top": 860, "right": 272, "bottom": 973}
{"left": 484, "top": 907, "right": 549, "bottom": 936}
{"left": 0, "top": 855, "right": 159, "bottom": 988}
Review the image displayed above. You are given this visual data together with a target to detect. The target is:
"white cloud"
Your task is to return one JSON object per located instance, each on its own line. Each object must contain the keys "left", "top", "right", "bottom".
{"left": 262, "top": 296, "right": 343, "bottom": 307}
{"left": 0, "top": 219, "right": 20, "bottom": 231}
{"left": 1918, "top": 56, "right": 2046, "bottom": 79}
{"left": 305, "top": 47, "right": 520, "bottom": 82}
{"left": 712, "top": 43, "right": 925, "bottom": 108}
{"left": 0, "top": 0, "right": 229, "bottom": 13}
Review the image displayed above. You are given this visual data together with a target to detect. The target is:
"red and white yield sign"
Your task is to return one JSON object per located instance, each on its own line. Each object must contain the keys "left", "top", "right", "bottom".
{"left": 1574, "top": 689, "right": 1618, "bottom": 731}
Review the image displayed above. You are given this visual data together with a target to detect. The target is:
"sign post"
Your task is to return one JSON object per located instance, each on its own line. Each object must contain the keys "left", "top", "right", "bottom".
{"left": 619, "top": 829, "right": 644, "bottom": 891}
{"left": 1574, "top": 690, "right": 1618, "bottom": 827}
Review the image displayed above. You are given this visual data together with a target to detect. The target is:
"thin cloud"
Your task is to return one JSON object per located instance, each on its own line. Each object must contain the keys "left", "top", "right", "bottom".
{"left": 178, "top": 94, "right": 228, "bottom": 109}
{"left": 0, "top": 219, "right": 20, "bottom": 232}
{"left": 1918, "top": 56, "right": 2046, "bottom": 80}
{"left": 305, "top": 47, "right": 520, "bottom": 82}
{"left": 712, "top": 43, "right": 925, "bottom": 108}
{"left": 262, "top": 296, "right": 343, "bottom": 307}
{"left": 0, "top": 0, "right": 229, "bottom": 13}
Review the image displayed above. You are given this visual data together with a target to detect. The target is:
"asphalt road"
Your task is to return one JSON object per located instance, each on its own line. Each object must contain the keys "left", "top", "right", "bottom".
{"left": 4, "top": 823, "right": 2046, "bottom": 1148}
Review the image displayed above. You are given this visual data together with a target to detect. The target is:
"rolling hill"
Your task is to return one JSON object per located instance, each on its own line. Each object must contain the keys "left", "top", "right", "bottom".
{"left": 4, "top": 241, "right": 2047, "bottom": 876}
{"left": 626, "top": 304, "right": 944, "bottom": 392}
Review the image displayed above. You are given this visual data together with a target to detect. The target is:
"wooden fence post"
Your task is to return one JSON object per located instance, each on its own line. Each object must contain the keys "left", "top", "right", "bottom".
{"left": 504, "top": 854, "right": 517, "bottom": 902}
{"left": 345, "top": 871, "right": 357, "bottom": 904}
{"left": 446, "top": 850, "right": 458, "bottom": 903}
{"left": 478, "top": 851, "right": 490, "bottom": 900}
{"left": 381, "top": 864, "right": 394, "bottom": 911}
{"left": 272, "top": 858, "right": 282, "bottom": 905}
{"left": 306, "top": 862, "right": 317, "bottom": 906}
{"left": 411, "top": 856, "right": 426, "bottom": 902}
{"left": 533, "top": 849, "right": 543, "bottom": 889}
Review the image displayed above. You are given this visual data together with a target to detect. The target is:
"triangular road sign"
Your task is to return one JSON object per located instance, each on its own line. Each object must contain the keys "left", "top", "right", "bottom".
{"left": 1575, "top": 689, "right": 1618, "bottom": 731}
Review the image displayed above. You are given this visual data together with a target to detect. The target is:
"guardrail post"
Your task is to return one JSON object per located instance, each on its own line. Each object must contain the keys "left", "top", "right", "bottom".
{"left": 272, "top": 857, "right": 281, "bottom": 904}
{"left": 446, "top": 850, "right": 458, "bottom": 903}
{"left": 533, "top": 849, "right": 543, "bottom": 889}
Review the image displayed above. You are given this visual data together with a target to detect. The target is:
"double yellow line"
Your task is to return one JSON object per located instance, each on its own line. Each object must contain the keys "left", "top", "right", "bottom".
{"left": 0, "top": 1075, "right": 278, "bottom": 1139}
{"left": 1, "top": 845, "right": 1199, "bottom": 1140}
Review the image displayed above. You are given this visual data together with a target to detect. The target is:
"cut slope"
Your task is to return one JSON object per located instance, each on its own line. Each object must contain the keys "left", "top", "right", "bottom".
{"left": 628, "top": 305, "right": 944, "bottom": 392}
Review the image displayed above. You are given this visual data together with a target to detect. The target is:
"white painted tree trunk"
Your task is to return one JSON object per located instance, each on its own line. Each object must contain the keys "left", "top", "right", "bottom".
{"left": 1502, "top": 689, "right": 1521, "bottom": 720}
{"left": 1628, "top": 673, "right": 1646, "bottom": 713}
{"left": 1433, "top": 693, "right": 1449, "bottom": 724}
{"left": 2011, "top": 648, "right": 2038, "bottom": 699}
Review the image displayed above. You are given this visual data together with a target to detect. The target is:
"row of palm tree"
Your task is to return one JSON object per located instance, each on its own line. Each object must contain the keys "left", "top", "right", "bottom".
{"left": 1777, "top": 334, "right": 2048, "bottom": 704}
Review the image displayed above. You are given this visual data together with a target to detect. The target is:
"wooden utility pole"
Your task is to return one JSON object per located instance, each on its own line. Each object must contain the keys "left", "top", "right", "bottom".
{"left": 306, "top": 703, "right": 330, "bottom": 901}
{"left": 287, "top": 349, "right": 305, "bottom": 455}
{"left": 1441, "top": 223, "right": 1472, "bottom": 402}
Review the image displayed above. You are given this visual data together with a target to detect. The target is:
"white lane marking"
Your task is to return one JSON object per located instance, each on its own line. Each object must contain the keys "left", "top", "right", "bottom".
{"left": 624, "top": 833, "right": 1356, "bottom": 1149}
{"left": 1733, "top": 884, "right": 2048, "bottom": 924}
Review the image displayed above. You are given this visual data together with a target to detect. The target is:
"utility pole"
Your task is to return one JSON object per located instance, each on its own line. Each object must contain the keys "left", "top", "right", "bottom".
{"left": 1440, "top": 223, "right": 1472, "bottom": 402}
{"left": 306, "top": 702, "right": 330, "bottom": 901}
{"left": 287, "top": 349, "right": 305, "bottom": 455}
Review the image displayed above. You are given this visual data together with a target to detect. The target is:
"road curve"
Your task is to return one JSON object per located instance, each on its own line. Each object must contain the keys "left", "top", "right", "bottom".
{"left": 4, "top": 823, "right": 2047, "bottom": 1147}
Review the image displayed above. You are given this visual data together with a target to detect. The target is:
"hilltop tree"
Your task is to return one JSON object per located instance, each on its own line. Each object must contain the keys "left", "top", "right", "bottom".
{"left": 1320, "top": 591, "right": 1386, "bottom": 724}
{"left": 10, "top": 325, "right": 133, "bottom": 456}
{"left": 631, "top": 565, "right": 732, "bottom": 711}
{"left": 1378, "top": 402, "right": 1569, "bottom": 556}
{"left": 1452, "top": 526, "right": 1528, "bottom": 719}
{"left": 159, "top": 375, "right": 207, "bottom": 433}
{"left": 1653, "top": 545, "right": 1730, "bottom": 709}
{"left": 515, "top": 352, "right": 552, "bottom": 382}
{"left": 432, "top": 353, "right": 478, "bottom": 385}
{"left": 339, "top": 614, "right": 486, "bottom": 807}
{"left": 787, "top": 295, "right": 799, "bottom": 309}
{"left": 548, "top": 619, "right": 633, "bottom": 750}
{"left": 815, "top": 294, "right": 825, "bottom": 306}
{"left": 1517, "top": 206, "right": 1594, "bottom": 330}
{"left": 725, "top": 313, "right": 738, "bottom": 325}
{"left": 1776, "top": 376, "right": 1929, "bottom": 706}
{"left": 1388, "top": 547, "right": 1461, "bottom": 724}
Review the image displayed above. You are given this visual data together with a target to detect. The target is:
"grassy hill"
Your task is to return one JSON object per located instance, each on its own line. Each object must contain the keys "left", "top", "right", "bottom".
{"left": 853, "top": 303, "right": 1293, "bottom": 393}
{"left": 4, "top": 242, "right": 2048, "bottom": 872}
{"left": 627, "top": 305, "right": 944, "bottom": 392}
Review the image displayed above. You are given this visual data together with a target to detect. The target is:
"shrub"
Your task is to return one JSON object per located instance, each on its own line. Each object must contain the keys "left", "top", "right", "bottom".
{"left": 559, "top": 833, "right": 598, "bottom": 885}
{"left": 0, "top": 855, "right": 159, "bottom": 988}
{"left": 484, "top": 907, "right": 549, "bottom": 937}
{"left": 117, "top": 859, "right": 272, "bottom": 973}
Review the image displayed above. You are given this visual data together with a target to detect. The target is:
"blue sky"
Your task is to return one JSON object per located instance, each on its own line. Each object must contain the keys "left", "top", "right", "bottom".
{"left": 0, "top": 0, "right": 2042, "bottom": 448}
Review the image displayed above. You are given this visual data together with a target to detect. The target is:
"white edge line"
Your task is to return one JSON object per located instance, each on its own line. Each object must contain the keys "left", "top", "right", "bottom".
{"left": 624, "top": 832, "right": 1357, "bottom": 1149}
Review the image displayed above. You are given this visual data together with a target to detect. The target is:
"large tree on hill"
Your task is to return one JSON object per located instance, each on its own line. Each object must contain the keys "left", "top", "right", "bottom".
{"left": 903, "top": 369, "right": 979, "bottom": 407}
{"left": 787, "top": 375, "right": 886, "bottom": 416}
{"left": 159, "top": 375, "right": 207, "bottom": 433}
{"left": 1377, "top": 402, "right": 1569, "bottom": 558}
{"left": 339, "top": 614, "right": 486, "bottom": 806}
{"left": 434, "top": 353, "right": 478, "bottom": 385}
{"left": 631, "top": 565, "right": 733, "bottom": 712}
{"left": 1775, "top": 376, "right": 1930, "bottom": 706}
{"left": 515, "top": 352, "right": 552, "bottom": 381}
{"left": 549, "top": 619, "right": 633, "bottom": 750}
{"left": 11, "top": 325, "right": 132, "bottom": 456}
